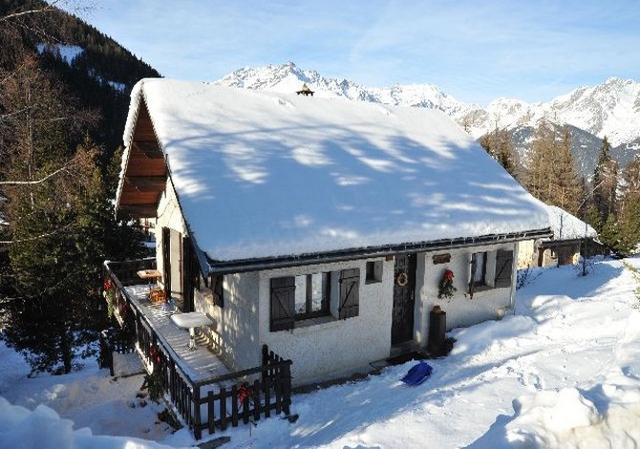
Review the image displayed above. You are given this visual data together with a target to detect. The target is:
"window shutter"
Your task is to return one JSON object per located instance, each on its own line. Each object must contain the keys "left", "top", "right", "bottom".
{"left": 270, "top": 277, "right": 295, "bottom": 331}
{"left": 212, "top": 275, "right": 224, "bottom": 308}
{"left": 468, "top": 254, "right": 477, "bottom": 295}
{"left": 182, "top": 236, "right": 197, "bottom": 312}
{"left": 495, "top": 249, "right": 514, "bottom": 288}
{"left": 339, "top": 268, "right": 360, "bottom": 319}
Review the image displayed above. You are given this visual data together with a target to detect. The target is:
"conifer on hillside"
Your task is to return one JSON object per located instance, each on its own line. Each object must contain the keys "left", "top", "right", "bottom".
{"left": 479, "top": 127, "right": 519, "bottom": 178}
{"left": 617, "top": 157, "right": 640, "bottom": 254}
{"left": 0, "top": 57, "right": 144, "bottom": 373}
{"left": 525, "top": 122, "right": 581, "bottom": 214}
{"left": 591, "top": 137, "right": 618, "bottom": 224}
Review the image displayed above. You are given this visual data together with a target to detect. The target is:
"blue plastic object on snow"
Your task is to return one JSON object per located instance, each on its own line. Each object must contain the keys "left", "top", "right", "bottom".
{"left": 401, "top": 361, "right": 433, "bottom": 386}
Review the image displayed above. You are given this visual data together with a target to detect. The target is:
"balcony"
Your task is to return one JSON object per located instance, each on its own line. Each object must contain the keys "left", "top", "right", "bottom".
{"left": 102, "top": 258, "right": 292, "bottom": 440}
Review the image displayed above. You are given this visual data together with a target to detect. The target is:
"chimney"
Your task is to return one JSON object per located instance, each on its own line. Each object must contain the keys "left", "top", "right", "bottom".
{"left": 296, "top": 83, "right": 314, "bottom": 97}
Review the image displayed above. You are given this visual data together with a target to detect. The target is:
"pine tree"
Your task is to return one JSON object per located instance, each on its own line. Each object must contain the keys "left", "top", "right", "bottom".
{"left": 0, "top": 57, "right": 143, "bottom": 373}
{"left": 548, "top": 127, "right": 581, "bottom": 214}
{"left": 600, "top": 213, "right": 622, "bottom": 254}
{"left": 525, "top": 123, "right": 581, "bottom": 214}
{"left": 479, "top": 127, "right": 519, "bottom": 178}
{"left": 617, "top": 157, "right": 640, "bottom": 254}
{"left": 592, "top": 137, "right": 618, "bottom": 223}
{"left": 525, "top": 121, "right": 555, "bottom": 202}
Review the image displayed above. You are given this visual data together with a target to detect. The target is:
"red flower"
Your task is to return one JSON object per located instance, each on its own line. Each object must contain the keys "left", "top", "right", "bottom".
{"left": 443, "top": 270, "right": 454, "bottom": 281}
{"left": 103, "top": 278, "right": 113, "bottom": 291}
{"left": 238, "top": 385, "right": 251, "bottom": 405}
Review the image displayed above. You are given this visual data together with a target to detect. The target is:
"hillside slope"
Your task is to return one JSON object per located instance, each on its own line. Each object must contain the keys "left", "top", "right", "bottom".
{"left": 0, "top": 0, "right": 160, "bottom": 160}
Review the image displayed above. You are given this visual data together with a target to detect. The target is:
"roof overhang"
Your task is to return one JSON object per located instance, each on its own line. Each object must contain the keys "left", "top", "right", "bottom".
{"left": 206, "top": 227, "right": 553, "bottom": 275}
{"left": 116, "top": 99, "right": 167, "bottom": 219}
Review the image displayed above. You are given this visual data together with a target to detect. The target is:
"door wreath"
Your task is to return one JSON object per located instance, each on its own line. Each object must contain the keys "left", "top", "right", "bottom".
{"left": 396, "top": 272, "right": 409, "bottom": 287}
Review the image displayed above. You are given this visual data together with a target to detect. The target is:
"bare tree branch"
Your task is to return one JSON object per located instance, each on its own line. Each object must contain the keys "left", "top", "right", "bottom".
{"left": 0, "top": 1, "right": 62, "bottom": 23}
{"left": 0, "top": 163, "right": 71, "bottom": 186}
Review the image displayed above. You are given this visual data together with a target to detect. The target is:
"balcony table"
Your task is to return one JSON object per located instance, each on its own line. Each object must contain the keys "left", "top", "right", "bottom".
{"left": 171, "top": 312, "right": 214, "bottom": 351}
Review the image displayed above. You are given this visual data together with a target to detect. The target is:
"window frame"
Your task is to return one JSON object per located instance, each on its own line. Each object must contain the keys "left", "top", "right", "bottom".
{"left": 293, "top": 272, "right": 331, "bottom": 321}
{"left": 471, "top": 251, "right": 488, "bottom": 287}
{"left": 365, "top": 260, "right": 383, "bottom": 284}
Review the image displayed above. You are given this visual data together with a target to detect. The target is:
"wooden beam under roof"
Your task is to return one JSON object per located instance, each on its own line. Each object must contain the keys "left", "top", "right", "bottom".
{"left": 124, "top": 175, "right": 166, "bottom": 192}
{"left": 131, "top": 141, "right": 163, "bottom": 159}
{"left": 118, "top": 204, "right": 157, "bottom": 218}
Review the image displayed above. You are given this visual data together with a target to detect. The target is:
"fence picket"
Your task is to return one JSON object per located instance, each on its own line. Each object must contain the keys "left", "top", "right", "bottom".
{"left": 253, "top": 380, "right": 261, "bottom": 421}
{"left": 231, "top": 385, "right": 239, "bottom": 427}
{"left": 220, "top": 386, "right": 227, "bottom": 431}
{"left": 207, "top": 391, "right": 215, "bottom": 434}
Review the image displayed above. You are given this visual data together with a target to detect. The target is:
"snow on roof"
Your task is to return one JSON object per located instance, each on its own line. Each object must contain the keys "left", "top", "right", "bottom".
{"left": 119, "top": 79, "right": 550, "bottom": 262}
{"left": 546, "top": 205, "right": 597, "bottom": 241}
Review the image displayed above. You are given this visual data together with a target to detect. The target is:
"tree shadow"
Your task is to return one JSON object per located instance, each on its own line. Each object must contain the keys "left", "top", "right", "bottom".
{"left": 153, "top": 103, "right": 542, "bottom": 260}
{"left": 462, "top": 413, "right": 513, "bottom": 449}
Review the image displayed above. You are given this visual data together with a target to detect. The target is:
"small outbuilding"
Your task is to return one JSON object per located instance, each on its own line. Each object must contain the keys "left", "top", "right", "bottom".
{"left": 517, "top": 205, "right": 599, "bottom": 268}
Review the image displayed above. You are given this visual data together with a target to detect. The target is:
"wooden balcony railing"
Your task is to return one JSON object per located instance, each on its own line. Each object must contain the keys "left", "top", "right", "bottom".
{"left": 102, "top": 258, "right": 293, "bottom": 440}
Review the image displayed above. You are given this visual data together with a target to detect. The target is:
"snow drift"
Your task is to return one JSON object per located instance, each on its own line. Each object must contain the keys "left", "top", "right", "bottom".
{"left": 505, "top": 382, "right": 640, "bottom": 448}
{"left": 0, "top": 397, "right": 189, "bottom": 449}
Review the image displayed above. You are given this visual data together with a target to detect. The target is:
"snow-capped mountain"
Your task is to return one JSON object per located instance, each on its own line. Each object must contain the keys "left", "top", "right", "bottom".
{"left": 214, "top": 62, "right": 474, "bottom": 119}
{"left": 215, "top": 63, "right": 640, "bottom": 148}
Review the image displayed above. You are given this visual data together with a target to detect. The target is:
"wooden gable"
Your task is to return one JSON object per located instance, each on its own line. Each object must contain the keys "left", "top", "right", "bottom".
{"left": 117, "top": 100, "right": 167, "bottom": 218}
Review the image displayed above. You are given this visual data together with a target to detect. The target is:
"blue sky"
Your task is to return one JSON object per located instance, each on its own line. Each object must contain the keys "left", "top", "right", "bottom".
{"left": 74, "top": 0, "right": 640, "bottom": 105}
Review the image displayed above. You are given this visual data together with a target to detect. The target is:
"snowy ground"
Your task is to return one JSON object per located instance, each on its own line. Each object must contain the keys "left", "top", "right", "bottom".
{"left": 2, "top": 257, "right": 640, "bottom": 448}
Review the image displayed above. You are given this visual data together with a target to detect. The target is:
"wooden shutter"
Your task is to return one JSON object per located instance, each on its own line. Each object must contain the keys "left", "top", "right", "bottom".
{"left": 182, "top": 236, "right": 196, "bottom": 312}
{"left": 494, "top": 249, "right": 514, "bottom": 288}
{"left": 339, "top": 268, "right": 360, "bottom": 319}
{"left": 162, "top": 227, "right": 171, "bottom": 297}
{"left": 212, "top": 275, "right": 224, "bottom": 308}
{"left": 270, "top": 277, "right": 295, "bottom": 331}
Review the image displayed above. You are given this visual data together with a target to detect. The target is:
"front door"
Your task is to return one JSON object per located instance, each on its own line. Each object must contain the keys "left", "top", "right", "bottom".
{"left": 391, "top": 253, "right": 416, "bottom": 345}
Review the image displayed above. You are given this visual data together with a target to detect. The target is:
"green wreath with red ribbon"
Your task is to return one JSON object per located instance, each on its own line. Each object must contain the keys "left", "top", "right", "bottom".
{"left": 438, "top": 269, "right": 457, "bottom": 299}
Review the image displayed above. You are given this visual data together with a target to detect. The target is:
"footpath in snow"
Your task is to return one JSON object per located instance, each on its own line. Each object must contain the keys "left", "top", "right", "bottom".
{"left": 1, "top": 257, "right": 640, "bottom": 449}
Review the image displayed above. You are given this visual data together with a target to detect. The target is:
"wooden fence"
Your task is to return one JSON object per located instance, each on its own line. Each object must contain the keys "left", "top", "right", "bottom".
{"left": 98, "top": 328, "right": 136, "bottom": 376}
{"left": 103, "top": 259, "right": 293, "bottom": 440}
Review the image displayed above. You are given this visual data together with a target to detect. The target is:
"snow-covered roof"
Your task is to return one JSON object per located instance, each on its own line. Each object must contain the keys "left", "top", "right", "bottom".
{"left": 546, "top": 205, "right": 597, "bottom": 241}
{"left": 118, "top": 79, "right": 550, "bottom": 262}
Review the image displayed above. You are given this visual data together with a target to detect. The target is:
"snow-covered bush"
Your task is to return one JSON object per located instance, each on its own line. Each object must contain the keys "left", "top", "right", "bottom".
{"left": 573, "top": 255, "right": 596, "bottom": 277}
{"left": 516, "top": 267, "right": 540, "bottom": 290}
{"left": 623, "top": 261, "right": 640, "bottom": 309}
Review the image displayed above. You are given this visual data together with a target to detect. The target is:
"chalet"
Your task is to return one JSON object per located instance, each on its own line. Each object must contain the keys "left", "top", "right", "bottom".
{"left": 516, "top": 205, "right": 599, "bottom": 268}
{"left": 104, "top": 78, "right": 550, "bottom": 438}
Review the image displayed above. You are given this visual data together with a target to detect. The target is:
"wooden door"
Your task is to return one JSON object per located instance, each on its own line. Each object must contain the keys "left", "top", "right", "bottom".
{"left": 182, "top": 236, "right": 195, "bottom": 312}
{"left": 391, "top": 254, "right": 416, "bottom": 345}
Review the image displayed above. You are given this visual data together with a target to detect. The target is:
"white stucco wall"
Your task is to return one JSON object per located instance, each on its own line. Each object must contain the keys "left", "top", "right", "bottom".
{"left": 414, "top": 243, "right": 517, "bottom": 344}
{"left": 157, "top": 179, "right": 261, "bottom": 372}
{"left": 194, "top": 272, "right": 261, "bottom": 371}
{"left": 155, "top": 178, "right": 187, "bottom": 286}
{"left": 516, "top": 240, "right": 536, "bottom": 269}
{"left": 153, "top": 178, "right": 519, "bottom": 386}
{"left": 258, "top": 258, "right": 395, "bottom": 387}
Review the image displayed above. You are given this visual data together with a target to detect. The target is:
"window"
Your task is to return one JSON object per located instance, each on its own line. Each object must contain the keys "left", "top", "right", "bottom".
{"left": 494, "top": 250, "right": 514, "bottom": 288}
{"left": 365, "top": 261, "right": 383, "bottom": 283}
{"left": 194, "top": 272, "right": 223, "bottom": 308}
{"left": 269, "top": 268, "right": 360, "bottom": 331}
{"left": 471, "top": 252, "right": 487, "bottom": 286}
{"left": 293, "top": 272, "right": 330, "bottom": 319}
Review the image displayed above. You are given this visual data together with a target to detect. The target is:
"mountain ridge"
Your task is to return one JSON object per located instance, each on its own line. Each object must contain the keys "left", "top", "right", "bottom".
{"left": 215, "top": 63, "right": 640, "bottom": 148}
